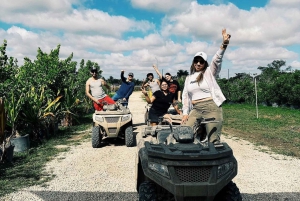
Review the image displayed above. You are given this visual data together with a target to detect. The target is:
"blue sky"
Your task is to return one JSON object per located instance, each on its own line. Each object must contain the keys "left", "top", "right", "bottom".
{"left": 0, "top": 0, "right": 299, "bottom": 80}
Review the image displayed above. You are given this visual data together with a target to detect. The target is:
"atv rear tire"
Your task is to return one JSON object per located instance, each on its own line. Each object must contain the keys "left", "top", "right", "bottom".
{"left": 214, "top": 181, "right": 242, "bottom": 201}
{"left": 92, "top": 126, "right": 102, "bottom": 148}
{"left": 139, "top": 181, "right": 157, "bottom": 201}
{"left": 125, "top": 125, "right": 134, "bottom": 147}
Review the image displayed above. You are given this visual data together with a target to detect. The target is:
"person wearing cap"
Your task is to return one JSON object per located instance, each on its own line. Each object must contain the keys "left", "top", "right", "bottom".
{"left": 181, "top": 28, "right": 231, "bottom": 145}
{"left": 112, "top": 70, "right": 135, "bottom": 105}
{"left": 86, "top": 67, "right": 115, "bottom": 111}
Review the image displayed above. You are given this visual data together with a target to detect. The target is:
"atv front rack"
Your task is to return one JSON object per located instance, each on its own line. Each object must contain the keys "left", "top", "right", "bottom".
{"left": 144, "top": 141, "right": 232, "bottom": 160}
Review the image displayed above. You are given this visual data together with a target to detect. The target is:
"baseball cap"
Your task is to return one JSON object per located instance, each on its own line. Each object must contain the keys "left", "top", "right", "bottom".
{"left": 128, "top": 72, "right": 134, "bottom": 77}
{"left": 194, "top": 52, "right": 207, "bottom": 61}
{"left": 90, "top": 67, "right": 98, "bottom": 73}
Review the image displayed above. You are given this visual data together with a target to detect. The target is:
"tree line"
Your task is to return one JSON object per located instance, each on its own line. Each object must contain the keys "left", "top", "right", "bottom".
{"left": 217, "top": 60, "right": 300, "bottom": 108}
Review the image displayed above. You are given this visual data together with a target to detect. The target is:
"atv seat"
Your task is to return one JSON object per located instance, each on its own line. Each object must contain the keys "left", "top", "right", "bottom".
{"left": 103, "top": 104, "right": 117, "bottom": 111}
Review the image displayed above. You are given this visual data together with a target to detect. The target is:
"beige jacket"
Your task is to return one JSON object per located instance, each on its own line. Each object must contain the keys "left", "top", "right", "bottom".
{"left": 182, "top": 48, "right": 226, "bottom": 115}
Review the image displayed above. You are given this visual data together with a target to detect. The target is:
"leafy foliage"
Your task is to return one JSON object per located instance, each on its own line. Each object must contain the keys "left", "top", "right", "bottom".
{"left": 216, "top": 60, "right": 300, "bottom": 108}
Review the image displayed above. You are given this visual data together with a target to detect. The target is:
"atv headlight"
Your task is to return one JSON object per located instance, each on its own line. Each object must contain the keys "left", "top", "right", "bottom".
{"left": 148, "top": 162, "right": 170, "bottom": 178}
{"left": 121, "top": 114, "right": 131, "bottom": 122}
{"left": 217, "top": 162, "right": 234, "bottom": 178}
{"left": 95, "top": 116, "right": 104, "bottom": 122}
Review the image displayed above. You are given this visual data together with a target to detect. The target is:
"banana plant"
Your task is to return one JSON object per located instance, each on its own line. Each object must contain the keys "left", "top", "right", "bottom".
{"left": 1, "top": 92, "right": 23, "bottom": 162}
{"left": 3, "top": 92, "right": 23, "bottom": 139}
{"left": 21, "top": 86, "right": 62, "bottom": 140}
{"left": 60, "top": 87, "right": 81, "bottom": 126}
{"left": 42, "top": 95, "right": 63, "bottom": 136}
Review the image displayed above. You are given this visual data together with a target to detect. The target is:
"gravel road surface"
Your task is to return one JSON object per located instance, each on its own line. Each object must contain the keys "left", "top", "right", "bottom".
{"left": 2, "top": 91, "right": 300, "bottom": 201}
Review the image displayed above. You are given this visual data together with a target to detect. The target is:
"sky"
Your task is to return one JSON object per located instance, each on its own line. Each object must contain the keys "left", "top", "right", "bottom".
{"left": 0, "top": 0, "right": 300, "bottom": 80}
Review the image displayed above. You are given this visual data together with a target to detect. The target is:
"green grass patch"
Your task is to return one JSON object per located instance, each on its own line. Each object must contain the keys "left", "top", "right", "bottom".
{"left": 222, "top": 103, "right": 300, "bottom": 158}
{"left": 0, "top": 113, "right": 93, "bottom": 198}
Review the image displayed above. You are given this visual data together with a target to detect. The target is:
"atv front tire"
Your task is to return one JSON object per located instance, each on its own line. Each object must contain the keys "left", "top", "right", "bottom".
{"left": 214, "top": 181, "right": 242, "bottom": 201}
{"left": 139, "top": 181, "right": 157, "bottom": 201}
{"left": 125, "top": 125, "right": 135, "bottom": 147}
{"left": 92, "top": 126, "right": 102, "bottom": 148}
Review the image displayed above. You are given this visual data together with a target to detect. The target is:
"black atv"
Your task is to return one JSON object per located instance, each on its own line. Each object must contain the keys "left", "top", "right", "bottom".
{"left": 136, "top": 117, "right": 242, "bottom": 201}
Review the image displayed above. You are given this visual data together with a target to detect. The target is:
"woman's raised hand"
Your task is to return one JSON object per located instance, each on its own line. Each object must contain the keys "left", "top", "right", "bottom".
{"left": 222, "top": 28, "right": 231, "bottom": 45}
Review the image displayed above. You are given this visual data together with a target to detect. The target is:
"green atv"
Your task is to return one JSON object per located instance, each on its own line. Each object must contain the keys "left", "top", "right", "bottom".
{"left": 92, "top": 99, "right": 135, "bottom": 148}
{"left": 136, "top": 117, "right": 242, "bottom": 201}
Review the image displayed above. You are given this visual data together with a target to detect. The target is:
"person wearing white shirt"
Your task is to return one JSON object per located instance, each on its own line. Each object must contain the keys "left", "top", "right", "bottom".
{"left": 181, "top": 28, "right": 231, "bottom": 144}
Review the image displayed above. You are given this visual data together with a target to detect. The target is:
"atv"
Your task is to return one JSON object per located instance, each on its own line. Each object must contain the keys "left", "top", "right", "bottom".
{"left": 92, "top": 99, "right": 135, "bottom": 148}
{"left": 136, "top": 117, "right": 242, "bottom": 201}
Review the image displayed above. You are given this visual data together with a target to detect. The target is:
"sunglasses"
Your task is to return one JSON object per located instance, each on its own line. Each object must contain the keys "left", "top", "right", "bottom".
{"left": 91, "top": 71, "right": 97, "bottom": 74}
{"left": 193, "top": 58, "right": 205, "bottom": 65}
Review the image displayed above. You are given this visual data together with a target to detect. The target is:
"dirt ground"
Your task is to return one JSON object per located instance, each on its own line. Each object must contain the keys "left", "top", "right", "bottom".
{"left": 2, "top": 91, "right": 300, "bottom": 201}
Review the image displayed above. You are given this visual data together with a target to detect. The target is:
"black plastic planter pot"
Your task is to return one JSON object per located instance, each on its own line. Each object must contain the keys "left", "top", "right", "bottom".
{"left": 11, "top": 134, "right": 30, "bottom": 152}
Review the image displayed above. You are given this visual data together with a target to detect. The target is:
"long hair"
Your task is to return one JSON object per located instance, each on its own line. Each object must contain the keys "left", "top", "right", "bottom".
{"left": 189, "top": 60, "right": 209, "bottom": 83}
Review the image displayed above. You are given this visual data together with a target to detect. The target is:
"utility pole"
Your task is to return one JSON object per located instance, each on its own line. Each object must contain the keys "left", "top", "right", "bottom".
{"left": 252, "top": 73, "right": 258, "bottom": 119}
{"left": 228, "top": 69, "right": 229, "bottom": 80}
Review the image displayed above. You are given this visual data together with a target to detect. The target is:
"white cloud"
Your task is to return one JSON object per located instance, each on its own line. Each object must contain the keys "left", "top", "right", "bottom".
{"left": 290, "top": 60, "right": 300, "bottom": 69}
{"left": 268, "top": 0, "right": 300, "bottom": 8}
{"left": 130, "top": 0, "right": 194, "bottom": 13}
{"left": 0, "top": 4, "right": 154, "bottom": 38}
{"left": 228, "top": 47, "right": 298, "bottom": 63}
{"left": 1, "top": 0, "right": 300, "bottom": 80}
{"left": 0, "top": 0, "right": 78, "bottom": 13}
{"left": 161, "top": 2, "right": 300, "bottom": 47}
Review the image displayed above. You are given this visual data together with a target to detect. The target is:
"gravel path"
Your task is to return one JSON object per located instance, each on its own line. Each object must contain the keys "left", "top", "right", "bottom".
{"left": 2, "top": 91, "right": 300, "bottom": 201}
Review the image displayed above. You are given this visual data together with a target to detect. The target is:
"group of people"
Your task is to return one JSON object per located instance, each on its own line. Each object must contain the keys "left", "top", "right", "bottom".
{"left": 86, "top": 28, "right": 231, "bottom": 144}
{"left": 85, "top": 69, "right": 135, "bottom": 111}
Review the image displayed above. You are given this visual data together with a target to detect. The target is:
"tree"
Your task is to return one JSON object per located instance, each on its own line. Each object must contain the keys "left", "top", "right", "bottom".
{"left": 177, "top": 70, "right": 189, "bottom": 78}
{"left": 258, "top": 60, "right": 286, "bottom": 73}
{"left": 0, "top": 40, "right": 19, "bottom": 98}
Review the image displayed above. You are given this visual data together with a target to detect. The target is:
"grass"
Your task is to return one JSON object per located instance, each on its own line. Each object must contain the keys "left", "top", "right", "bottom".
{"left": 0, "top": 113, "right": 93, "bottom": 198}
{"left": 222, "top": 103, "right": 300, "bottom": 158}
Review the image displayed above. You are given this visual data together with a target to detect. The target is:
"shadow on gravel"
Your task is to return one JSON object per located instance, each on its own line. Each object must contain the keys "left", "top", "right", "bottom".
{"left": 98, "top": 138, "right": 126, "bottom": 147}
{"left": 96, "top": 134, "right": 138, "bottom": 148}
{"left": 28, "top": 191, "right": 300, "bottom": 201}
{"left": 30, "top": 191, "right": 138, "bottom": 201}
{"left": 242, "top": 192, "right": 300, "bottom": 201}
{"left": 133, "top": 123, "right": 146, "bottom": 127}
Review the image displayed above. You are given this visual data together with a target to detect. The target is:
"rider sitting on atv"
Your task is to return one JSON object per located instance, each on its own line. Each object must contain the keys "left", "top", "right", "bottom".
{"left": 141, "top": 72, "right": 160, "bottom": 98}
{"left": 142, "top": 80, "right": 181, "bottom": 126}
{"left": 86, "top": 67, "right": 115, "bottom": 111}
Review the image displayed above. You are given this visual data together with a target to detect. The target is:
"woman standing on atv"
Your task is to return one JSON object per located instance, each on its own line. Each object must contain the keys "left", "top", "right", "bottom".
{"left": 181, "top": 28, "right": 231, "bottom": 144}
{"left": 142, "top": 80, "right": 180, "bottom": 126}
{"left": 141, "top": 72, "right": 160, "bottom": 98}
